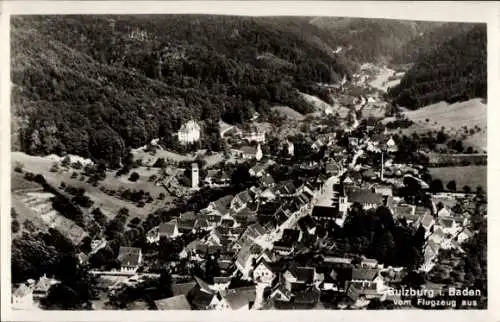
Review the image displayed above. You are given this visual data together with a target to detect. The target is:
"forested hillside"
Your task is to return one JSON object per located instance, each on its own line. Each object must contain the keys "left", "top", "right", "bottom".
{"left": 11, "top": 15, "right": 350, "bottom": 167}
{"left": 310, "top": 17, "right": 444, "bottom": 64}
{"left": 387, "top": 25, "right": 486, "bottom": 109}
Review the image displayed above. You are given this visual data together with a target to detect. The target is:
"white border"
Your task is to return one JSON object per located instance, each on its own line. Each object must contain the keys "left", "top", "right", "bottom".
{"left": 1, "top": 1, "right": 499, "bottom": 322}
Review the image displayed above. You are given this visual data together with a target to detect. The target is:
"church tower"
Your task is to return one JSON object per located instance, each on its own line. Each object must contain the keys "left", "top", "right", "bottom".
{"left": 191, "top": 162, "right": 199, "bottom": 190}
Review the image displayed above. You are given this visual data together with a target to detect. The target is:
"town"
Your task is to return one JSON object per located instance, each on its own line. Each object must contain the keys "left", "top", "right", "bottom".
{"left": 11, "top": 63, "right": 487, "bottom": 310}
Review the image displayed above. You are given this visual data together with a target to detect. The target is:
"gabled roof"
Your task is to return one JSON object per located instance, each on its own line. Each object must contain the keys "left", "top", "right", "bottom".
{"left": 212, "top": 195, "right": 234, "bottom": 213}
{"left": 421, "top": 214, "right": 435, "bottom": 228}
{"left": 270, "top": 284, "right": 292, "bottom": 301}
{"left": 13, "top": 284, "right": 31, "bottom": 297}
{"left": 281, "top": 229, "right": 300, "bottom": 245}
{"left": 172, "top": 282, "right": 197, "bottom": 296}
{"left": 260, "top": 174, "right": 275, "bottom": 186}
{"left": 288, "top": 266, "right": 315, "bottom": 284}
{"left": 224, "top": 286, "right": 256, "bottom": 310}
{"left": 240, "top": 146, "right": 257, "bottom": 155}
{"left": 187, "top": 285, "right": 216, "bottom": 309}
{"left": 180, "top": 211, "right": 196, "bottom": 220}
{"left": 34, "top": 275, "right": 56, "bottom": 292}
{"left": 235, "top": 190, "right": 253, "bottom": 204}
{"left": 281, "top": 181, "right": 297, "bottom": 195}
{"left": 178, "top": 219, "right": 197, "bottom": 231}
{"left": 159, "top": 220, "right": 178, "bottom": 236}
{"left": 250, "top": 163, "right": 268, "bottom": 174}
{"left": 194, "top": 276, "right": 213, "bottom": 294}
{"left": 439, "top": 217, "right": 455, "bottom": 228}
{"left": 298, "top": 215, "right": 316, "bottom": 232}
{"left": 346, "top": 188, "right": 384, "bottom": 205}
{"left": 351, "top": 268, "right": 379, "bottom": 281}
{"left": 155, "top": 295, "right": 192, "bottom": 310}
{"left": 117, "top": 246, "right": 142, "bottom": 267}
{"left": 312, "top": 206, "right": 340, "bottom": 218}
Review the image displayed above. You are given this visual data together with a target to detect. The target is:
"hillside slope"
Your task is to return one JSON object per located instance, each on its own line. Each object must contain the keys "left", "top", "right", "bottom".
{"left": 387, "top": 25, "right": 486, "bottom": 109}
{"left": 309, "top": 17, "right": 444, "bottom": 64}
{"left": 11, "top": 15, "right": 351, "bottom": 166}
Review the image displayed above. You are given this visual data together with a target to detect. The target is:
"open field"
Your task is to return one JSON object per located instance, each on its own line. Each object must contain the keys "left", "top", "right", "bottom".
{"left": 11, "top": 152, "right": 176, "bottom": 219}
{"left": 383, "top": 98, "right": 487, "bottom": 152}
{"left": 272, "top": 105, "right": 305, "bottom": 120}
{"left": 428, "top": 165, "right": 487, "bottom": 193}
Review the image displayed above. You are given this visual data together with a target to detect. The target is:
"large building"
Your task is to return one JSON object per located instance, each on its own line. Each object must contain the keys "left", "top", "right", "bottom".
{"left": 178, "top": 120, "right": 201, "bottom": 145}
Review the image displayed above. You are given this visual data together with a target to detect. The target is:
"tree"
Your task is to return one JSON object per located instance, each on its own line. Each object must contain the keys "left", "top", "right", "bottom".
{"left": 430, "top": 179, "right": 444, "bottom": 193}
{"left": 61, "top": 156, "right": 71, "bottom": 167}
{"left": 12, "top": 219, "right": 20, "bottom": 233}
{"left": 476, "top": 185, "right": 484, "bottom": 195}
{"left": 463, "top": 185, "right": 472, "bottom": 193}
{"left": 446, "top": 180, "right": 457, "bottom": 192}
{"left": 128, "top": 172, "right": 140, "bottom": 182}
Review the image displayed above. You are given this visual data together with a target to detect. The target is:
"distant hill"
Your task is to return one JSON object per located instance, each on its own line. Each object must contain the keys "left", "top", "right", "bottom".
{"left": 11, "top": 15, "right": 351, "bottom": 166}
{"left": 387, "top": 25, "right": 486, "bottom": 110}
{"left": 309, "top": 17, "right": 445, "bottom": 64}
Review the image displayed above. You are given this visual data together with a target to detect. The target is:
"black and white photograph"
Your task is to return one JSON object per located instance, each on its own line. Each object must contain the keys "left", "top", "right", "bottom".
{"left": 1, "top": 1, "right": 495, "bottom": 318}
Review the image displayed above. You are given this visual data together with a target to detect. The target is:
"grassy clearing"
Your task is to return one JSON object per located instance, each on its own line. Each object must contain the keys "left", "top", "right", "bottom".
{"left": 383, "top": 98, "right": 487, "bottom": 152}
{"left": 272, "top": 105, "right": 305, "bottom": 120}
{"left": 428, "top": 165, "right": 487, "bottom": 192}
{"left": 11, "top": 152, "right": 176, "bottom": 219}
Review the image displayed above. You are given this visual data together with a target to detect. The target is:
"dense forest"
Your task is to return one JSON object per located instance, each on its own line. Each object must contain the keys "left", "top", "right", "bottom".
{"left": 310, "top": 17, "right": 445, "bottom": 64}
{"left": 387, "top": 25, "right": 486, "bottom": 109}
{"left": 11, "top": 15, "right": 351, "bottom": 167}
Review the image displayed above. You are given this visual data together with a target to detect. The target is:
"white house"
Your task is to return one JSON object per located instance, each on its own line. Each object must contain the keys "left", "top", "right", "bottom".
{"left": 177, "top": 120, "right": 201, "bottom": 145}
{"left": 252, "top": 261, "right": 276, "bottom": 286}
{"left": 118, "top": 246, "right": 143, "bottom": 273}
{"left": 12, "top": 284, "right": 35, "bottom": 310}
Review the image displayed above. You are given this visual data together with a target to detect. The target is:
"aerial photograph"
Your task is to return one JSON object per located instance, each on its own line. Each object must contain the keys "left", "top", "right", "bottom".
{"left": 9, "top": 14, "right": 487, "bottom": 311}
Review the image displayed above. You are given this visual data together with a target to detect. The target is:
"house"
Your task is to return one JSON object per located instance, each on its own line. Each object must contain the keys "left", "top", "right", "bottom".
{"left": 233, "top": 144, "right": 263, "bottom": 161}
{"left": 171, "top": 282, "right": 197, "bottom": 296}
{"left": 277, "top": 181, "right": 298, "bottom": 197}
{"left": 325, "top": 160, "right": 341, "bottom": 175}
{"left": 154, "top": 295, "right": 192, "bottom": 310}
{"left": 298, "top": 215, "right": 316, "bottom": 235}
{"left": 12, "top": 284, "right": 34, "bottom": 310}
{"left": 351, "top": 268, "right": 379, "bottom": 282}
{"left": 457, "top": 228, "right": 474, "bottom": 243}
{"left": 339, "top": 187, "right": 384, "bottom": 213}
{"left": 421, "top": 241, "right": 441, "bottom": 272}
{"left": 311, "top": 205, "right": 340, "bottom": 222}
{"left": 220, "top": 286, "right": 256, "bottom": 310}
{"left": 437, "top": 216, "right": 460, "bottom": 236}
{"left": 178, "top": 218, "right": 197, "bottom": 234}
{"left": 286, "top": 140, "right": 295, "bottom": 156}
{"left": 242, "top": 129, "right": 266, "bottom": 143}
{"left": 212, "top": 277, "right": 233, "bottom": 292}
{"left": 360, "top": 257, "right": 378, "bottom": 268}
{"left": 260, "top": 174, "right": 276, "bottom": 188}
{"left": 231, "top": 190, "right": 253, "bottom": 212}
{"left": 187, "top": 285, "right": 219, "bottom": 310}
{"left": 282, "top": 265, "right": 316, "bottom": 290}
{"left": 270, "top": 285, "right": 293, "bottom": 302}
{"left": 158, "top": 219, "right": 181, "bottom": 240}
{"left": 253, "top": 260, "right": 276, "bottom": 286}
{"left": 417, "top": 214, "right": 436, "bottom": 232}
{"left": 32, "top": 274, "right": 58, "bottom": 300}
{"left": 372, "top": 184, "right": 393, "bottom": 196}
{"left": 346, "top": 280, "right": 382, "bottom": 304}
{"left": 249, "top": 163, "right": 268, "bottom": 177}
{"left": 392, "top": 204, "right": 418, "bottom": 223}
{"left": 311, "top": 139, "right": 324, "bottom": 152}
{"left": 235, "top": 244, "right": 259, "bottom": 279}
{"left": 208, "top": 195, "right": 233, "bottom": 216}
{"left": 117, "top": 246, "right": 143, "bottom": 273}
{"left": 90, "top": 238, "right": 107, "bottom": 254}
{"left": 177, "top": 120, "right": 201, "bottom": 145}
